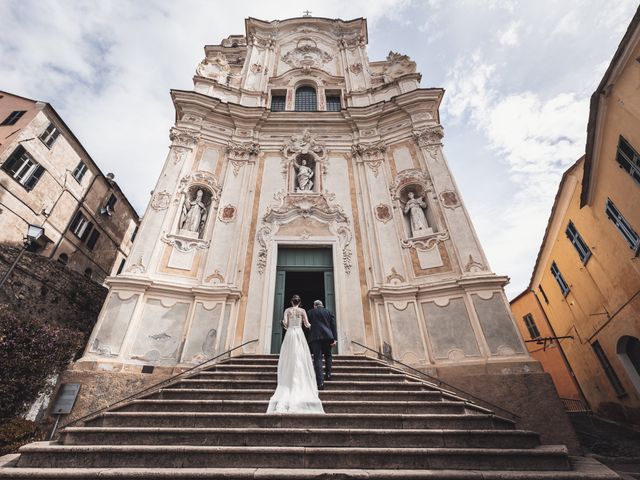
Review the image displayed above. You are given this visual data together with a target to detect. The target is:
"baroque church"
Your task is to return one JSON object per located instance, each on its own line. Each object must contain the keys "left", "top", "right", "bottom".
{"left": 83, "top": 16, "right": 527, "bottom": 370}
{"left": 0, "top": 15, "right": 621, "bottom": 480}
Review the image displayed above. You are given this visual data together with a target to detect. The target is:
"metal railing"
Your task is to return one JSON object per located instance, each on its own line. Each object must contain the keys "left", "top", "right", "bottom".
{"left": 352, "top": 340, "right": 521, "bottom": 421}
{"left": 62, "top": 339, "right": 258, "bottom": 431}
{"left": 560, "top": 397, "right": 591, "bottom": 414}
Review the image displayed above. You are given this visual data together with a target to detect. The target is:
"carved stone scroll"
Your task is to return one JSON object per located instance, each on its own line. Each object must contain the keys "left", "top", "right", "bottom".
{"left": 226, "top": 141, "right": 260, "bottom": 176}
{"left": 352, "top": 141, "right": 387, "bottom": 177}
{"left": 413, "top": 125, "right": 444, "bottom": 161}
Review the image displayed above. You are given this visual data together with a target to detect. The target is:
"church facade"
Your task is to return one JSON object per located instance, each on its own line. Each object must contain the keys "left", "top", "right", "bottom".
{"left": 79, "top": 16, "right": 529, "bottom": 373}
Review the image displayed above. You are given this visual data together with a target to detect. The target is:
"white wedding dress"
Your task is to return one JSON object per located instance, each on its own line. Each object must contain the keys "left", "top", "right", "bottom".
{"left": 267, "top": 306, "right": 325, "bottom": 414}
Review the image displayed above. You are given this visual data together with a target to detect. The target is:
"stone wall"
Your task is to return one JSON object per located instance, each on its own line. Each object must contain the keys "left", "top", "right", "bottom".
{"left": 0, "top": 244, "right": 106, "bottom": 333}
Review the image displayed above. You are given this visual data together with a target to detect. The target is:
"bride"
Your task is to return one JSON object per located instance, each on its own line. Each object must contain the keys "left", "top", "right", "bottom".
{"left": 267, "top": 295, "right": 325, "bottom": 414}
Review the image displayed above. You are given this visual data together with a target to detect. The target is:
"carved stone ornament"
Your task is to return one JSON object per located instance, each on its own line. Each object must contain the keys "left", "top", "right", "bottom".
{"left": 339, "top": 34, "right": 366, "bottom": 51}
{"left": 250, "top": 63, "right": 263, "bottom": 73}
{"left": 401, "top": 231, "right": 449, "bottom": 250}
{"left": 196, "top": 52, "right": 231, "bottom": 83}
{"left": 205, "top": 269, "right": 226, "bottom": 284}
{"left": 281, "top": 129, "right": 328, "bottom": 178}
{"left": 383, "top": 51, "right": 417, "bottom": 83}
{"left": 257, "top": 189, "right": 353, "bottom": 276}
{"left": 352, "top": 141, "right": 387, "bottom": 177}
{"left": 177, "top": 171, "right": 221, "bottom": 202}
{"left": 161, "top": 231, "right": 210, "bottom": 253}
{"left": 464, "top": 254, "right": 485, "bottom": 273}
{"left": 282, "top": 43, "right": 332, "bottom": 70}
{"left": 226, "top": 141, "right": 260, "bottom": 176}
{"left": 440, "top": 190, "right": 461, "bottom": 209}
{"left": 374, "top": 203, "right": 393, "bottom": 223}
{"left": 150, "top": 190, "right": 172, "bottom": 211}
{"left": 126, "top": 256, "right": 146, "bottom": 274}
{"left": 386, "top": 267, "right": 406, "bottom": 284}
{"left": 170, "top": 127, "right": 200, "bottom": 149}
{"left": 349, "top": 63, "right": 363, "bottom": 74}
{"left": 413, "top": 125, "right": 444, "bottom": 161}
{"left": 389, "top": 169, "right": 433, "bottom": 202}
{"left": 219, "top": 204, "right": 237, "bottom": 223}
{"left": 172, "top": 146, "right": 189, "bottom": 165}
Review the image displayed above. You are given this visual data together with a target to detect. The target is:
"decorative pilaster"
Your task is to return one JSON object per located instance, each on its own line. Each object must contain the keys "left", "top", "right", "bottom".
{"left": 226, "top": 141, "right": 260, "bottom": 176}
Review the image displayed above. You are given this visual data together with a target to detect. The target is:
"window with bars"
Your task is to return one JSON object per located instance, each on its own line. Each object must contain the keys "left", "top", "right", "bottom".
{"left": 566, "top": 221, "right": 591, "bottom": 263}
{"left": 605, "top": 198, "right": 640, "bottom": 251}
{"left": 295, "top": 86, "right": 317, "bottom": 111}
{"left": 72, "top": 161, "right": 88, "bottom": 183}
{"left": 326, "top": 95, "right": 341, "bottom": 111}
{"left": 592, "top": 341, "right": 627, "bottom": 397}
{"left": 39, "top": 122, "right": 60, "bottom": 148}
{"left": 271, "top": 95, "right": 286, "bottom": 111}
{"left": 550, "top": 261, "right": 570, "bottom": 296}
{"left": 523, "top": 313, "right": 541, "bottom": 339}
{"left": 616, "top": 136, "right": 640, "bottom": 184}
{"left": 1, "top": 110, "right": 26, "bottom": 126}
{"left": 1, "top": 146, "right": 45, "bottom": 190}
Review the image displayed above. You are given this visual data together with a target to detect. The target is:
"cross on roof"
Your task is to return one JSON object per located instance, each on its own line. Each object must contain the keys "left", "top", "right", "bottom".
{"left": 303, "top": 10, "right": 312, "bottom": 17}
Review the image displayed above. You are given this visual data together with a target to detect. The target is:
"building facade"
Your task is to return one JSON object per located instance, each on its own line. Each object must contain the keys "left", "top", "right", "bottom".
{"left": 80, "top": 16, "right": 532, "bottom": 376}
{"left": 510, "top": 7, "right": 640, "bottom": 424}
{"left": 0, "top": 91, "right": 140, "bottom": 283}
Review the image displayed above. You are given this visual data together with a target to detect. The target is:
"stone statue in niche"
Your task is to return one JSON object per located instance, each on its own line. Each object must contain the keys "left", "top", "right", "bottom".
{"left": 294, "top": 158, "right": 314, "bottom": 192}
{"left": 180, "top": 189, "right": 208, "bottom": 237}
{"left": 404, "top": 191, "right": 432, "bottom": 237}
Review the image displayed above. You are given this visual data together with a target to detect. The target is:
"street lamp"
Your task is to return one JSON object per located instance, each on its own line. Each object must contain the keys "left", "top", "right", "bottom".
{"left": 0, "top": 223, "right": 46, "bottom": 289}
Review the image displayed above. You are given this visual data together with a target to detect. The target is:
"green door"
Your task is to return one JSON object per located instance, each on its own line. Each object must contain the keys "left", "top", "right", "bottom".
{"left": 271, "top": 247, "right": 335, "bottom": 354}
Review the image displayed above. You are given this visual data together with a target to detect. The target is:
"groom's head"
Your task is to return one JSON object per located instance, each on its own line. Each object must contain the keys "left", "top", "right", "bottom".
{"left": 313, "top": 300, "right": 323, "bottom": 309}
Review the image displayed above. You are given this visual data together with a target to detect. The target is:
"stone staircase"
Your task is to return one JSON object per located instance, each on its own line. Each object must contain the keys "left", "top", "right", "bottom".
{"left": 0, "top": 355, "right": 619, "bottom": 478}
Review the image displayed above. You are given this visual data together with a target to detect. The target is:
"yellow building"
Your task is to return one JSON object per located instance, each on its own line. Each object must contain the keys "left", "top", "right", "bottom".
{"left": 511, "top": 8, "right": 640, "bottom": 424}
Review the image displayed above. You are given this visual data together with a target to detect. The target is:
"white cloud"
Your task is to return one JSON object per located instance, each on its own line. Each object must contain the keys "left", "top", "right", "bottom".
{"left": 551, "top": 11, "right": 580, "bottom": 36}
{"left": 498, "top": 21, "right": 521, "bottom": 46}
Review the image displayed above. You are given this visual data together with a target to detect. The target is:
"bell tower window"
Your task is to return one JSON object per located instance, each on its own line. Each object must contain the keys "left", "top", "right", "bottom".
{"left": 295, "top": 86, "right": 317, "bottom": 112}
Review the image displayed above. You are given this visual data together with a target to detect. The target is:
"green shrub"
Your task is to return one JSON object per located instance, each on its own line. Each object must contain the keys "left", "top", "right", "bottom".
{"left": 0, "top": 311, "right": 83, "bottom": 421}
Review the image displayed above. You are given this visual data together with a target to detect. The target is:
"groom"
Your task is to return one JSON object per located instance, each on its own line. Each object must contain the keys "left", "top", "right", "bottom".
{"left": 306, "top": 300, "right": 337, "bottom": 390}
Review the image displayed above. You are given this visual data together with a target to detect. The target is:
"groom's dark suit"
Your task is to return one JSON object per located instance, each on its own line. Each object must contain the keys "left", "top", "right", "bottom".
{"left": 306, "top": 305, "right": 337, "bottom": 388}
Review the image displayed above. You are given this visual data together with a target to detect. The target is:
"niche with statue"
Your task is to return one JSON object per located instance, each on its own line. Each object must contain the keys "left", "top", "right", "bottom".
{"left": 399, "top": 184, "right": 437, "bottom": 239}
{"left": 178, "top": 186, "right": 214, "bottom": 239}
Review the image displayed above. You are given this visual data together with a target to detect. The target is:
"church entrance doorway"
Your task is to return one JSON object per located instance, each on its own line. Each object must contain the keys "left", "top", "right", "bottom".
{"left": 271, "top": 246, "right": 335, "bottom": 354}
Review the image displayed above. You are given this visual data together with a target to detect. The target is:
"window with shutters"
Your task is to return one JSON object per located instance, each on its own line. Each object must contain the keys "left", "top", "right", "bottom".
{"left": 102, "top": 193, "right": 117, "bottom": 215}
{"left": 565, "top": 221, "right": 591, "bottom": 263}
{"left": 551, "top": 261, "right": 570, "bottom": 296}
{"left": 72, "top": 161, "right": 88, "bottom": 182}
{"left": 616, "top": 136, "right": 640, "bottom": 184}
{"left": 70, "top": 212, "right": 92, "bottom": 240}
{"left": 295, "top": 86, "right": 317, "bottom": 111}
{"left": 39, "top": 122, "right": 61, "bottom": 148}
{"left": 523, "top": 313, "right": 541, "bottom": 339}
{"left": 1, "top": 146, "right": 45, "bottom": 190}
{"left": 605, "top": 198, "right": 640, "bottom": 251}
{"left": 1, "top": 110, "right": 26, "bottom": 125}
{"left": 86, "top": 229, "right": 100, "bottom": 250}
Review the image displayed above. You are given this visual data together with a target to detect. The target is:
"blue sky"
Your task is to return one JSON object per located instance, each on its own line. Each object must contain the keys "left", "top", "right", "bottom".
{"left": 1, "top": 0, "right": 637, "bottom": 297}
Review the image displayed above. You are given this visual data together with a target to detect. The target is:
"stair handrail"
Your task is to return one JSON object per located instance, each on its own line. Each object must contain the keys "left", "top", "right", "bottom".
{"left": 62, "top": 339, "right": 258, "bottom": 430}
{"left": 352, "top": 340, "right": 520, "bottom": 421}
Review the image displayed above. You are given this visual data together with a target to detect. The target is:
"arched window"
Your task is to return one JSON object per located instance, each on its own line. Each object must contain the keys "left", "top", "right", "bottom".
{"left": 295, "top": 86, "right": 317, "bottom": 112}
{"left": 57, "top": 253, "right": 68, "bottom": 266}
{"left": 617, "top": 335, "right": 640, "bottom": 392}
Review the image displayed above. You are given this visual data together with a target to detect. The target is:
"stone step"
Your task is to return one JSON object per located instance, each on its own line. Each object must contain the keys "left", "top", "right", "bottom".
{"left": 113, "top": 399, "right": 474, "bottom": 415}
{"left": 17, "top": 443, "right": 571, "bottom": 470}
{"left": 188, "top": 371, "right": 408, "bottom": 382}
{"left": 87, "top": 412, "right": 516, "bottom": 430}
{"left": 172, "top": 379, "right": 432, "bottom": 391}
{"left": 60, "top": 427, "right": 540, "bottom": 449}
{"left": 206, "top": 365, "right": 403, "bottom": 376}
{"left": 146, "top": 388, "right": 450, "bottom": 402}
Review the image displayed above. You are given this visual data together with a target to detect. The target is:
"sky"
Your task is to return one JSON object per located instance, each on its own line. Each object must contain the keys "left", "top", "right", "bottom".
{"left": 0, "top": 0, "right": 637, "bottom": 298}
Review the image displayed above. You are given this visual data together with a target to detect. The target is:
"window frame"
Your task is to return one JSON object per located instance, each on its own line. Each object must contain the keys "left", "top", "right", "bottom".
{"left": 1, "top": 146, "right": 45, "bottom": 191}
{"left": 86, "top": 229, "right": 100, "bottom": 250}
{"left": 72, "top": 161, "right": 88, "bottom": 183}
{"left": 70, "top": 211, "right": 93, "bottom": 241}
{"left": 550, "top": 261, "right": 570, "bottom": 297}
{"left": 565, "top": 220, "right": 592, "bottom": 263}
{"left": 605, "top": 198, "right": 640, "bottom": 252}
{"left": 270, "top": 94, "right": 286, "bottom": 112}
{"left": 38, "top": 122, "right": 61, "bottom": 148}
{"left": 325, "top": 94, "right": 341, "bottom": 112}
{"left": 616, "top": 135, "right": 640, "bottom": 185}
{"left": 1, "top": 110, "right": 26, "bottom": 126}
{"left": 523, "top": 313, "right": 541, "bottom": 340}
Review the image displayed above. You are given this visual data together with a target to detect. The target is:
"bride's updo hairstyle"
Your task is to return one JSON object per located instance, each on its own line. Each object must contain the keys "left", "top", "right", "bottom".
{"left": 291, "top": 295, "right": 301, "bottom": 306}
